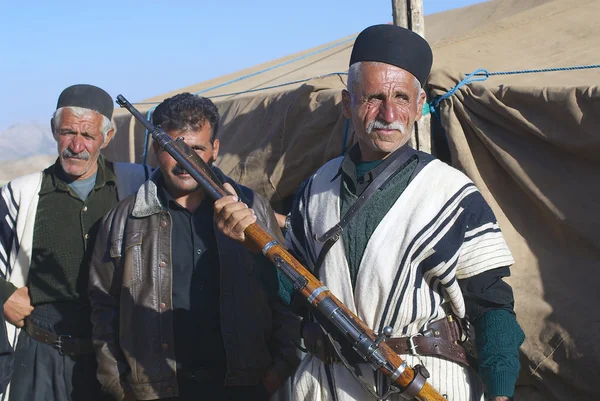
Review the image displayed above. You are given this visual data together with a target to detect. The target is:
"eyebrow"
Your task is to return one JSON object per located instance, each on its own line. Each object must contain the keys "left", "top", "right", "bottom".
{"left": 363, "top": 91, "right": 411, "bottom": 101}
{"left": 58, "top": 128, "right": 96, "bottom": 136}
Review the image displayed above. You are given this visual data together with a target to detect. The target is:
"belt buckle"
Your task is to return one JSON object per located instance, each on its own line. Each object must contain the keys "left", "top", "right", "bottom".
{"left": 408, "top": 333, "right": 422, "bottom": 355}
{"left": 54, "top": 334, "right": 72, "bottom": 355}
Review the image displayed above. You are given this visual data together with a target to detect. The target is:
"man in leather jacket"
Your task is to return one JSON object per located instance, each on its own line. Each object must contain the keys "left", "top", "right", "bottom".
{"left": 88, "top": 93, "right": 300, "bottom": 401}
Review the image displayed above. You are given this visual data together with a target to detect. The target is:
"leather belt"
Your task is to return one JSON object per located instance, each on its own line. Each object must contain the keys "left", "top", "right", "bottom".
{"left": 25, "top": 319, "right": 95, "bottom": 356}
{"left": 385, "top": 315, "right": 471, "bottom": 367}
{"left": 304, "top": 315, "right": 474, "bottom": 368}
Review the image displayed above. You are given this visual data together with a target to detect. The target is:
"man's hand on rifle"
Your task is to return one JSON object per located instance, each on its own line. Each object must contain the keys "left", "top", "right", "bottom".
{"left": 4, "top": 286, "right": 34, "bottom": 327}
{"left": 214, "top": 183, "right": 257, "bottom": 243}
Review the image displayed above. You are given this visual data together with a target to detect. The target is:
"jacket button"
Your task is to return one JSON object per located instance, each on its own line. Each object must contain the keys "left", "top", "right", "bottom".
{"left": 82, "top": 206, "right": 88, "bottom": 212}
{"left": 159, "top": 261, "right": 166, "bottom": 268}
{"left": 160, "top": 220, "right": 168, "bottom": 228}
{"left": 159, "top": 302, "right": 166, "bottom": 310}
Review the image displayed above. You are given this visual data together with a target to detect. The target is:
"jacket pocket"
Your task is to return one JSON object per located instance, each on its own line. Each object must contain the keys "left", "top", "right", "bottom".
{"left": 122, "top": 231, "right": 143, "bottom": 285}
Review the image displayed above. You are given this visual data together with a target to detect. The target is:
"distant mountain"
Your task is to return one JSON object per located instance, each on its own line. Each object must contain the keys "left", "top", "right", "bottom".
{"left": 0, "top": 122, "right": 56, "bottom": 161}
{"left": 0, "top": 154, "right": 57, "bottom": 185}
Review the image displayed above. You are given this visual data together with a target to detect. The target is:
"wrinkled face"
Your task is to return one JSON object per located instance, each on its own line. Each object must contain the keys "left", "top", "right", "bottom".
{"left": 53, "top": 108, "right": 113, "bottom": 180}
{"left": 342, "top": 62, "right": 425, "bottom": 161}
{"left": 155, "top": 124, "right": 220, "bottom": 198}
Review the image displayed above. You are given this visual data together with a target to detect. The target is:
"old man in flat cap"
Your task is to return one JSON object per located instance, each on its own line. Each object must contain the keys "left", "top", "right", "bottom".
{"left": 0, "top": 84, "right": 150, "bottom": 401}
{"left": 214, "top": 24, "right": 525, "bottom": 401}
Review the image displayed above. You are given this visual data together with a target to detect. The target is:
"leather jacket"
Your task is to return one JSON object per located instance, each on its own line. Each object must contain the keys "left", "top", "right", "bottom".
{"left": 89, "top": 168, "right": 300, "bottom": 400}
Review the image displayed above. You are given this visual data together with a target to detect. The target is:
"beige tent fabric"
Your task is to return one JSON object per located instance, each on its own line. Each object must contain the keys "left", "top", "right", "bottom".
{"left": 428, "top": 69, "right": 600, "bottom": 401}
{"left": 109, "top": 75, "right": 353, "bottom": 207}
{"left": 213, "top": 74, "right": 351, "bottom": 204}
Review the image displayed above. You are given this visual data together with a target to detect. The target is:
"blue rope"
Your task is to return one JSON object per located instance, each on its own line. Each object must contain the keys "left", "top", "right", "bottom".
{"left": 474, "top": 64, "right": 600, "bottom": 76}
{"left": 139, "top": 72, "right": 349, "bottom": 163}
{"left": 429, "top": 63, "right": 600, "bottom": 113}
{"left": 138, "top": 36, "right": 355, "bottom": 161}
{"left": 138, "top": 57, "right": 599, "bottom": 163}
{"left": 426, "top": 63, "right": 600, "bottom": 161}
{"left": 133, "top": 72, "right": 348, "bottom": 105}
{"left": 341, "top": 119, "right": 350, "bottom": 156}
{"left": 429, "top": 68, "right": 490, "bottom": 114}
{"left": 194, "top": 37, "right": 355, "bottom": 96}
{"left": 427, "top": 68, "right": 490, "bottom": 159}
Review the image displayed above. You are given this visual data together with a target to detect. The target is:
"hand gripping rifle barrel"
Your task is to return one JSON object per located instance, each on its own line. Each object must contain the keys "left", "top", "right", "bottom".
{"left": 116, "top": 94, "right": 446, "bottom": 401}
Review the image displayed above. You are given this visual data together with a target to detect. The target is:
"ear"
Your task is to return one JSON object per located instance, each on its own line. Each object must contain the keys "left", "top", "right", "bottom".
{"left": 414, "top": 90, "right": 427, "bottom": 122}
{"left": 211, "top": 138, "right": 220, "bottom": 162}
{"left": 50, "top": 118, "right": 57, "bottom": 138}
{"left": 341, "top": 89, "right": 352, "bottom": 119}
{"left": 101, "top": 129, "right": 116, "bottom": 148}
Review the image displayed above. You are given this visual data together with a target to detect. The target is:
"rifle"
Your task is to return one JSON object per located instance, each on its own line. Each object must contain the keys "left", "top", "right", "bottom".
{"left": 116, "top": 94, "right": 446, "bottom": 401}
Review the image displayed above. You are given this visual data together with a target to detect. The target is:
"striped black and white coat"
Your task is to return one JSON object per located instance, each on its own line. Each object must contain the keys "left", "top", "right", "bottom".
{"left": 286, "top": 155, "right": 514, "bottom": 401}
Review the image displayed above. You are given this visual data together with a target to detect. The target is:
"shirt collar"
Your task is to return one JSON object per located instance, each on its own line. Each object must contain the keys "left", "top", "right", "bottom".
{"left": 39, "top": 155, "right": 115, "bottom": 196}
{"left": 155, "top": 172, "right": 212, "bottom": 214}
{"left": 333, "top": 143, "right": 414, "bottom": 187}
{"left": 157, "top": 174, "right": 186, "bottom": 212}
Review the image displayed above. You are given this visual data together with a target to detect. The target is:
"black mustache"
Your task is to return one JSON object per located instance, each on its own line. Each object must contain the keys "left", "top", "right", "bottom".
{"left": 172, "top": 165, "right": 188, "bottom": 175}
{"left": 172, "top": 160, "right": 213, "bottom": 175}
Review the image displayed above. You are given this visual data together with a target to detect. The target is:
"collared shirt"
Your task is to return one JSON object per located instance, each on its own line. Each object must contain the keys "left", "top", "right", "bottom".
{"left": 157, "top": 178, "right": 226, "bottom": 372}
{"left": 336, "top": 143, "right": 419, "bottom": 197}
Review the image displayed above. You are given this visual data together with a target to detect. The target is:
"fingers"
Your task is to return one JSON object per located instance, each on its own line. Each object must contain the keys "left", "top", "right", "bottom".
{"left": 214, "top": 184, "right": 257, "bottom": 242}
{"left": 218, "top": 206, "right": 257, "bottom": 242}
{"left": 231, "top": 212, "right": 257, "bottom": 237}
{"left": 222, "top": 182, "right": 237, "bottom": 196}
{"left": 4, "top": 304, "right": 27, "bottom": 327}
{"left": 213, "top": 184, "right": 239, "bottom": 216}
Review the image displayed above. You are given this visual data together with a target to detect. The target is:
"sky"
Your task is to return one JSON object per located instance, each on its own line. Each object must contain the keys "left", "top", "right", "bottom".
{"left": 0, "top": 0, "right": 486, "bottom": 130}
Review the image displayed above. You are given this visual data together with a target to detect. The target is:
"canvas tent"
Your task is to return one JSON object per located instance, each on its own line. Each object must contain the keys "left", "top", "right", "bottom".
{"left": 105, "top": 0, "right": 600, "bottom": 400}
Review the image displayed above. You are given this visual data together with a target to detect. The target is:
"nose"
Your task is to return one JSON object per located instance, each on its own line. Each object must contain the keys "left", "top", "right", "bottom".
{"left": 69, "top": 135, "right": 85, "bottom": 153}
{"left": 378, "top": 100, "right": 398, "bottom": 124}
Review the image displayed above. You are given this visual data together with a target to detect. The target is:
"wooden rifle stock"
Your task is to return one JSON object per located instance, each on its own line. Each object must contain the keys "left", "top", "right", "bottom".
{"left": 116, "top": 94, "right": 446, "bottom": 401}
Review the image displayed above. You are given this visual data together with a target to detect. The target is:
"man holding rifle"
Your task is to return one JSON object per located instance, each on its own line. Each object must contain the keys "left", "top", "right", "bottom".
{"left": 214, "top": 25, "right": 524, "bottom": 401}
{"left": 88, "top": 93, "right": 300, "bottom": 401}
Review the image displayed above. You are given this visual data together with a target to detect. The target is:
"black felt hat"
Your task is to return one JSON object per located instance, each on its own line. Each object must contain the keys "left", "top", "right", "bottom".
{"left": 56, "top": 84, "right": 113, "bottom": 119}
{"left": 350, "top": 24, "right": 433, "bottom": 86}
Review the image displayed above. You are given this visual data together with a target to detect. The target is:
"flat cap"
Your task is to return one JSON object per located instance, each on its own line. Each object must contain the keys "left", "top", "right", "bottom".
{"left": 350, "top": 24, "right": 433, "bottom": 86}
{"left": 56, "top": 84, "right": 113, "bottom": 119}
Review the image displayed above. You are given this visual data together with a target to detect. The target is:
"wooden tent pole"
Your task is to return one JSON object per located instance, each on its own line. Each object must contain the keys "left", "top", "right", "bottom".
{"left": 391, "top": 0, "right": 432, "bottom": 154}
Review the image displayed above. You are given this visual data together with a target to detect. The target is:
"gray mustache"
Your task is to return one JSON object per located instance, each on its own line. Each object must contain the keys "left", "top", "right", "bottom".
{"left": 61, "top": 148, "right": 91, "bottom": 160}
{"left": 366, "top": 120, "right": 406, "bottom": 134}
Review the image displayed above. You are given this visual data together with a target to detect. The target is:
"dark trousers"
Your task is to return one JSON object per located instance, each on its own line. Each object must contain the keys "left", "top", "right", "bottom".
{"left": 161, "top": 378, "right": 269, "bottom": 401}
{"left": 8, "top": 315, "right": 111, "bottom": 401}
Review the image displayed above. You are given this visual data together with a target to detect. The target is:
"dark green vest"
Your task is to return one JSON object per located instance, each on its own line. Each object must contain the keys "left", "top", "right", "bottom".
{"left": 28, "top": 157, "right": 119, "bottom": 305}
